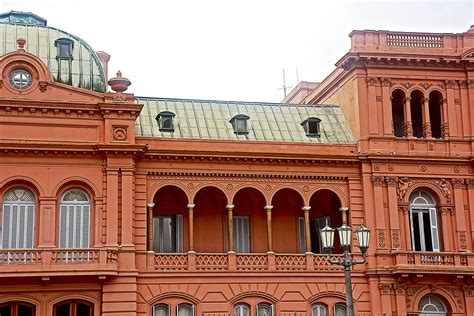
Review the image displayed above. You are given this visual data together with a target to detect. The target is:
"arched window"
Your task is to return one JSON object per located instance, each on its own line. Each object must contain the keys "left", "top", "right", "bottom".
{"left": 177, "top": 304, "right": 194, "bottom": 316}
{"left": 53, "top": 300, "right": 93, "bottom": 316}
{"left": 1, "top": 187, "right": 35, "bottom": 249}
{"left": 59, "top": 189, "right": 91, "bottom": 248}
{"left": 312, "top": 303, "right": 327, "bottom": 316}
{"left": 429, "top": 91, "right": 444, "bottom": 139}
{"left": 409, "top": 190, "right": 440, "bottom": 252}
{"left": 391, "top": 89, "right": 406, "bottom": 137}
{"left": 410, "top": 90, "right": 424, "bottom": 138}
{"left": 0, "top": 301, "right": 35, "bottom": 316}
{"left": 334, "top": 304, "right": 346, "bottom": 316}
{"left": 234, "top": 304, "right": 250, "bottom": 316}
{"left": 256, "top": 303, "right": 273, "bottom": 316}
{"left": 418, "top": 294, "right": 447, "bottom": 315}
{"left": 152, "top": 304, "right": 170, "bottom": 316}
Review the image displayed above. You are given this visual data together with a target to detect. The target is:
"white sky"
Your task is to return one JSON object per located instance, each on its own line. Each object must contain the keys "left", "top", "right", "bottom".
{"left": 1, "top": 0, "right": 473, "bottom": 102}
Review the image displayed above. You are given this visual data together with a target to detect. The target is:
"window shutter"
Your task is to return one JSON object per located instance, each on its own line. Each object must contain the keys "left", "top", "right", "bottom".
{"left": 26, "top": 205, "right": 34, "bottom": 248}
{"left": 429, "top": 208, "right": 440, "bottom": 252}
{"left": 83, "top": 205, "right": 90, "bottom": 248}
{"left": 11, "top": 205, "right": 18, "bottom": 248}
{"left": 233, "top": 217, "right": 250, "bottom": 253}
{"left": 59, "top": 205, "right": 68, "bottom": 248}
{"left": 1, "top": 205, "right": 11, "bottom": 248}
{"left": 298, "top": 217, "right": 306, "bottom": 253}
{"left": 176, "top": 214, "right": 183, "bottom": 252}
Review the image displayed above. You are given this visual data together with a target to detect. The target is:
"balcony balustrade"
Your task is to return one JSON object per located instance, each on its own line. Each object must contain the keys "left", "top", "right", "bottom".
{"left": 0, "top": 248, "right": 118, "bottom": 276}
{"left": 393, "top": 251, "right": 474, "bottom": 274}
{"left": 150, "top": 252, "right": 344, "bottom": 272}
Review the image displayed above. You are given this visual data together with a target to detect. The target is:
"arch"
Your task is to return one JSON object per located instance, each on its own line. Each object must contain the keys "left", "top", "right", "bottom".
{"left": 270, "top": 186, "right": 305, "bottom": 205}
{"left": 231, "top": 185, "right": 269, "bottom": 205}
{"left": 410, "top": 89, "right": 425, "bottom": 138}
{"left": 148, "top": 292, "right": 200, "bottom": 306}
{"left": 149, "top": 182, "right": 192, "bottom": 204}
{"left": 48, "top": 294, "right": 99, "bottom": 316}
{"left": 307, "top": 187, "right": 346, "bottom": 207}
{"left": 428, "top": 90, "right": 444, "bottom": 139}
{"left": 308, "top": 291, "right": 348, "bottom": 305}
{"left": 229, "top": 291, "right": 278, "bottom": 305}
{"left": 404, "top": 184, "right": 445, "bottom": 205}
{"left": 410, "top": 288, "right": 457, "bottom": 314}
{"left": 53, "top": 177, "right": 100, "bottom": 198}
{"left": 0, "top": 296, "right": 40, "bottom": 309}
{"left": 391, "top": 88, "right": 407, "bottom": 137}
{"left": 192, "top": 183, "right": 230, "bottom": 204}
{"left": 0, "top": 176, "right": 44, "bottom": 196}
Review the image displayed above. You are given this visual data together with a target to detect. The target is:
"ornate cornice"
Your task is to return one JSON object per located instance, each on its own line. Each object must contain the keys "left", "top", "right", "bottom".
{"left": 147, "top": 171, "right": 347, "bottom": 182}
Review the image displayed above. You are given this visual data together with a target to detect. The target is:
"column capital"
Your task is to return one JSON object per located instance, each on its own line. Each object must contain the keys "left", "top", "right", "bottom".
{"left": 264, "top": 205, "right": 273, "bottom": 211}
{"left": 339, "top": 207, "right": 349, "bottom": 213}
{"left": 147, "top": 203, "right": 155, "bottom": 208}
{"left": 302, "top": 206, "right": 311, "bottom": 212}
{"left": 226, "top": 204, "right": 235, "bottom": 210}
{"left": 187, "top": 204, "right": 195, "bottom": 209}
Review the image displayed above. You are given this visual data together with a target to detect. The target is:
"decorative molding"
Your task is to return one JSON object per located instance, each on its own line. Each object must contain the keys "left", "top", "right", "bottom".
{"left": 444, "top": 80, "right": 455, "bottom": 89}
{"left": 463, "top": 285, "right": 474, "bottom": 297}
{"left": 147, "top": 171, "right": 347, "bottom": 182}
{"left": 391, "top": 229, "right": 400, "bottom": 249}
{"left": 451, "top": 178, "right": 464, "bottom": 189}
{"left": 386, "top": 176, "right": 398, "bottom": 187}
{"left": 377, "top": 229, "right": 386, "bottom": 248}
{"left": 419, "top": 165, "right": 428, "bottom": 173}
{"left": 373, "top": 164, "right": 380, "bottom": 171}
{"left": 465, "top": 178, "right": 474, "bottom": 188}
{"left": 396, "top": 177, "right": 412, "bottom": 202}
{"left": 393, "top": 283, "right": 406, "bottom": 295}
{"left": 447, "top": 287, "right": 464, "bottom": 311}
{"left": 380, "top": 77, "right": 392, "bottom": 87}
{"left": 387, "top": 164, "right": 394, "bottom": 172}
{"left": 405, "top": 286, "right": 423, "bottom": 309}
{"left": 453, "top": 166, "right": 460, "bottom": 173}
{"left": 112, "top": 126, "right": 128, "bottom": 141}
{"left": 438, "top": 179, "right": 452, "bottom": 202}
{"left": 399, "top": 205, "right": 409, "bottom": 214}
{"left": 372, "top": 176, "right": 384, "bottom": 186}
{"left": 367, "top": 77, "right": 377, "bottom": 86}
{"left": 458, "top": 231, "right": 467, "bottom": 250}
{"left": 378, "top": 283, "right": 391, "bottom": 295}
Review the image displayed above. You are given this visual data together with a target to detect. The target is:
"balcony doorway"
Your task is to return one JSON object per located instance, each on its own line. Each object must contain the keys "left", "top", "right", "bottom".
{"left": 53, "top": 300, "right": 93, "bottom": 316}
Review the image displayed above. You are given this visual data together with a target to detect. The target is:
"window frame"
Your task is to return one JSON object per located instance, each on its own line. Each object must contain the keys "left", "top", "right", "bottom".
{"left": 0, "top": 301, "right": 36, "bottom": 316}
{"left": 153, "top": 214, "right": 183, "bottom": 253}
{"left": 58, "top": 188, "right": 91, "bottom": 249}
{"left": 233, "top": 216, "right": 250, "bottom": 253}
{"left": 153, "top": 303, "right": 170, "bottom": 316}
{"left": 333, "top": 303, "right": 347, "bottom": 316}
{"left": 409, "top": 191, "right": 440, "bottom": 252}
{"left": 54, "top": 38, "right": 75, "bottom": 59}
{"left": 301, "top": 117, "right": 321, "bottom": 137}
{"left": 229, "top": 114, "right": 250, "bottom": 135}
{"left": 312, "top": 303, "right": 327, "bottom": 316}
{"left": 53, "top": 299, "right": 93, "bottom": 316}
{"left": 234, "top": 303, "right": 250, "bottom": 316}
{"left": 256, "top": 303, "right": 273, "bottom": 316}
{"left": 156, "top": 111, "right": 176, "bottom": 132}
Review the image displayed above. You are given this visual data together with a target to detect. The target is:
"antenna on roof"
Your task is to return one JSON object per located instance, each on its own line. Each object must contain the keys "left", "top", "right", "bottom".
{"left": 296, "top": 67, "right": 299, "bottom": 83}
{"left": 278, "top": 68, "right": 293, "bottom": 99}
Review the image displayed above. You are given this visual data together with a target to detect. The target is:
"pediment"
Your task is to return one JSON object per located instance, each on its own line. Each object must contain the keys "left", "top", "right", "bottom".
{"left": 461, "top": 48, "right": 474, "bottom": 61}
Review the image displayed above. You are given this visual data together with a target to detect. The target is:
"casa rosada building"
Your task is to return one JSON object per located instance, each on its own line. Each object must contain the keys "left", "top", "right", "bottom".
{"left": 1, "top": 10, "right": 474, "bottom": 316}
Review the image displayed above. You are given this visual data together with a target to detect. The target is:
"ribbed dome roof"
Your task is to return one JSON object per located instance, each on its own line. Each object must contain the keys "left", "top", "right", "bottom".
{"left": 0, "top": 11, "right": 106, "bottom": 92}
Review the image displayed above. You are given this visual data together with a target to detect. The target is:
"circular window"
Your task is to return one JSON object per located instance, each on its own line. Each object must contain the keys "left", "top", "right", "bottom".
{"left": 9, "top": 69, "right": 32, "bottom": 90}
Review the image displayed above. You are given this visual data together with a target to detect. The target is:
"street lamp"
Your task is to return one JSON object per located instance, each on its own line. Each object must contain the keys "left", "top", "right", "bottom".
{"left": 320, "top": 208, "right": 371, "bottom": 316}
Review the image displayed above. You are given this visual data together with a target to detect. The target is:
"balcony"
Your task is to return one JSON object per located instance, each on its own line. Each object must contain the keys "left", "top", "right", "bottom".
{"left": 393, "top": 251, "right": 474, "bottom": 275}
{"left": 148, "top": 252, "right": 344, "bottom": 272}
{"left": 0, "top": 248, "right": 119, "bottom": 277}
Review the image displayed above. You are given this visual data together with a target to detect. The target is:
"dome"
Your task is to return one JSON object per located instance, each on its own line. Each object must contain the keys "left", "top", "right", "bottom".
{"left": 0, "top": 11, "right": 106, "bottom": 92}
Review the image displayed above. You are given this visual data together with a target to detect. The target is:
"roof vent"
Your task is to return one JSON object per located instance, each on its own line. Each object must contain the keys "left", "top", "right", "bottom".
{"left": 301, "top": 117, "right": 321, "bottom": 137}
{"left": 55, "top": 38, "right": 74, "bottom": 59}
{"left": 0, "top": 11, "right": 47, "bottom": 26}
{"left": 156, "top": 111, "right": 176, "bottom": 132}
{"left": 229, "top": 114, "right": 250, "bottom": 135}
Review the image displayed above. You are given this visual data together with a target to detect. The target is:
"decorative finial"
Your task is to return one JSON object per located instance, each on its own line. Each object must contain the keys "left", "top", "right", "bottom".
{"left": 107, "top": 70, "right": 131, "bottom": 93}
{"left": 17, "top": 38, "right": 26, "bottom": 50}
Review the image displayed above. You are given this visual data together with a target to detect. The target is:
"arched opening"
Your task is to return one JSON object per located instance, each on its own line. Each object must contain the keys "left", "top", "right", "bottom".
{"left": 152, "top": 186, "right": 188, "bottom": 253}
{"left": 194, "top": 186, "right": 227, "bottom": 253}
{"left": 429, "top": 90, "right": 444, "bottom": 139}
{"left": 309, "top": 190, "right": 343, "bottom": 254}
{"left": 391, "top": 89, "right": 406, "bottom": 137}
{"left": 410, "top": 90, "right": 424, "bottom": 138}
{"left": 418, "top": 294, "right": 448, "bottom": 315}
{"left": 59, "top": 188, "right": 91, "bottom": 249}
{"left": 232, "top": 188, "right": 266, "bottom": 253}
{"left": 409, "top": 189, "right": 441, "bottom": 252}
{"left": 271, "top": 188, "right": 304, "bottom": 253}
{"left": 312, "top": 303, "right": 327, "bottom": 316}
{"left": 0, "top": 301, "right": 35, "bottom": 316}
{"left": 234, "top": 303, "right": 250, "bottom": 316}
{"left": 53, "top": 300, "right": 93, "bottom": 316}
{"left": 1, "top": 187, "right": 36, "bottom": 249}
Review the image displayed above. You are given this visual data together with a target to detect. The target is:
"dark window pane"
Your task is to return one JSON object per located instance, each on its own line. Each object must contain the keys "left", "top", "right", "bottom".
{"left": 310, "top": 220, "right": 320, "bottom": 253}
{"left": 412, "top": 213, "right": 421, "bottom": 251}
{"left": 76, "top": 303, "right": 91, "bottom": 316}
{"left": 18, "top": 304, "right": 34, "bottom": 316}
{"left": 308, "top": 121, "right": 319, "bottom": 134}
{"left": 423, "top": 212, "right": 433, "bottom": 251}
{"left": 56, "top": 304, "right": 70, "bottom": 316}
{"left": 0, "top": 305, "right": 12, "bottom": 316}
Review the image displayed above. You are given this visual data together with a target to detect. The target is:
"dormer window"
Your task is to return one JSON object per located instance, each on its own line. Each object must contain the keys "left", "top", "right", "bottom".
{"left": 55, "top": 38, "right": 74, "bottom": 59}
{"left": 156, "top": 111, "right": 175, "bottom": 132}
{"left": 229, "top": 114, "right": 250, "bottom": 135}
{"left": 301, "top": 117, "right": 321, "bottom": 137}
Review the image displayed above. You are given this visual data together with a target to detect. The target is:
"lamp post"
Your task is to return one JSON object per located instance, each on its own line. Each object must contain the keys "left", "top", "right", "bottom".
{"left": 320, "top": 207, "right": 371, "bottom": 316}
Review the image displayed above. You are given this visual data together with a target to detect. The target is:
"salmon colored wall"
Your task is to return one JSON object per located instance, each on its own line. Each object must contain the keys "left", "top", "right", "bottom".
{"left": 271, "top": 189, "right": 303, "bottom": 253}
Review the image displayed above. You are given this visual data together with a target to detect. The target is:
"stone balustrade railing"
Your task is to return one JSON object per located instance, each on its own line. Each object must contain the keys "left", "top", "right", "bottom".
{"left": 394, "top": 251, "right": 474, "bottom": 270}
{"left": 150, "top": 252, "right": 344, "bottom": 272}
{"left": 0, "top": 248, "right": 118, "bottom": 274}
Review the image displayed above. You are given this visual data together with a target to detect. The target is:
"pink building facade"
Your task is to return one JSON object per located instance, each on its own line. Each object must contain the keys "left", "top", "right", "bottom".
{"left": 0, "top": 11, "right": 474, "bottom": 316}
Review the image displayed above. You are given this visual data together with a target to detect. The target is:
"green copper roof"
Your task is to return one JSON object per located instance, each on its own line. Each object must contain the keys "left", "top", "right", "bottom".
{"left": 135, "top": 97, "right": 355, "bottom": 144}
{"left": 0, "top": 12, "right": 105, "bottom": 92}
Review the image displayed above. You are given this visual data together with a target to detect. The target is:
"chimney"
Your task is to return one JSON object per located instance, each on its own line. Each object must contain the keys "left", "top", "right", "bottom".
{"left": 96, "top": 51, "right": 111, "bottom": 85}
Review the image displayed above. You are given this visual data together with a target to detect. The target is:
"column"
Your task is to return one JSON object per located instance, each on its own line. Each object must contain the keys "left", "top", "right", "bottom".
{"left": 445, "top": 80, "right": 457, "bottom": 137}
{"left": 38, "top": 197, "right": 57, "bottom": 247}
{"left": 146, "top": 203, "right": 154, "bottom": 251}
{"left": 106, "top": 167, "right": 119, "bottom": 246}
{"left": 187, "top": 203, "right": 195, "bottom": 252}
{"left": 393, "top": 283, "right": 407, "bottom": 315}
{"left": 264, "top": 205, "right": 273, "bottom": 252}
{"left": 302, "top": 206, "right": 311, "bottom": 253}
{"left": 440, "top": 207, "right": 453, "bottom": 251}
{"left": 367, "top": 77, "right": 379, "bottom": 135}
{"left": 372, "top": 176, "right": 387, "bottom": 250}
{"left": 381, "top": 78, "right": 393, "bottom": 136}
{"left": 421, "top": 97, "right": 432, "bottom": 138}
{"left": 452, "top": 179, "right": 467, "bottom": 251}
{"left": 441, "top": 98, "right": 449, "bottom": 138}
{"left": 121, "top": 169, "right": 134, "bottom": 247}
{"left": 226, "top": 204, "right": 234, "bottom": 252}
{"left": 386, "top": 177, "right": 401, "bottom": 249}
{"left": 404, "top": 97, "right": 413, "bottom": 137}
{"left": 401, "top": 206, "right": 410, "bottom": 250}
{"left": 466, "top": 179, "right": 474, "bottom": 250}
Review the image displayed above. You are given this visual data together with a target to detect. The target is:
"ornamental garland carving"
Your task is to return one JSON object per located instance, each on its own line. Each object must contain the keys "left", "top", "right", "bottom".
{"left": 386, "top": 176, "right": 397, "bottom": 186}
{"left": 377, "top": 229, "right": 386, "bottom": 248}
{"left": 391, "top": 229, "right": 401, "bottom": 248}
{"left": 380, "top": 77, "right": 392, "bottom": 87}
{"left": 378, "top": 283, "right": 391, "bottom": 295}
{"left": 458, "top": 231, "right": 467, "bottom": 250}
{"left": 395, "top": 177, "right": 453, "bottom": 203}
{"left": 372, "top": 176, "right": 384, "bottom": 186}
{"left": 367, "top": 77, "right": 377, "bottom": 86}
{"left": 451, "top": 178, "right": 464, "bottom": 189}
{"left": 405, "top": 286, "right": 423, "bottom": 308}
{"left": 447, "top": 287, "right": 464, "bottom": 311}
{"left": 396, "top": 177, "right": 413, "bottom": 202}
{"left": 393, "top": 283, "right": 406, "bottom": 295}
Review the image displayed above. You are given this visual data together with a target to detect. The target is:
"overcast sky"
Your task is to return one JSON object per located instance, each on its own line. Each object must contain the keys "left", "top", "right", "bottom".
{"left": 1, "top": 0, "right": 473, "bottom": 102}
